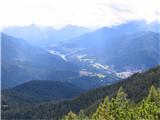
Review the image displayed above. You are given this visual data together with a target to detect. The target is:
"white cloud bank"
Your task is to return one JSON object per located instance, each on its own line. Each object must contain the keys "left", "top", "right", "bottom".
{"left": 0, "top": 0, "right": 159, "bottom": 27}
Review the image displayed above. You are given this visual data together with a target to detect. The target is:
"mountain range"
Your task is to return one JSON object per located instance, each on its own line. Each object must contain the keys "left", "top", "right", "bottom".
{"left": 2, "top": 20, "right": 160, "bottom": 88}
{"left": 2, "top": 24, "right": 92, "bottom": 48}
{"left": 53, "top": 21, "right": 159, "bottom": 71}
{"left": 1, "top": 20, "right": 160, "bottom": 119}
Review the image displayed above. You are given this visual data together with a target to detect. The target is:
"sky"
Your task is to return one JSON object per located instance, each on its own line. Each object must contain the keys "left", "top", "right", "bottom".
{"left": 0, "top": 0, "right": 159, "bottom": 28}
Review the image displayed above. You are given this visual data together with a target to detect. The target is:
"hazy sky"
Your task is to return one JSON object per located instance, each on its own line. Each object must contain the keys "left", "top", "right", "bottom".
{"left": 0, "top": 0, "right": 159, "bottom": 28}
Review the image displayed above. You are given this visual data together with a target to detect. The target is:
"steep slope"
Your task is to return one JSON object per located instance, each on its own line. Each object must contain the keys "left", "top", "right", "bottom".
{"left": 106, "top": 31, "right": 159, "bottom": 70}
{"left": 1, "top": 33, "right": 78, "bottom": 88}
{"left": 2, "top": 66, "right": 160, "bottom": 119}
{"left": 2, "top": 80, "right": 84, "bottom": 104}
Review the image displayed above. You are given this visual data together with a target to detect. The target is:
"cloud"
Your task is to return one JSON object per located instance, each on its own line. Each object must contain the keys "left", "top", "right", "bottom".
{"left": 0, "top": 0, "right": 159, "bottom": 27}
{"left": 108, "top": 4, "right": 131, "bottom": 13}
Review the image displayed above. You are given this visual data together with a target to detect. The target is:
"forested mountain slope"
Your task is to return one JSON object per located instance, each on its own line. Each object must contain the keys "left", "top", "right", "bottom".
{"left": 2, "top": 80, "right": 84, "bottom": 104}
{"left": 2, "top": 66, "right": 160, "bottom": 119}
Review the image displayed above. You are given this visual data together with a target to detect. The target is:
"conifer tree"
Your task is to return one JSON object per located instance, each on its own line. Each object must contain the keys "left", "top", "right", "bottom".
{"left": 109, "top": 87, "right": 130, "bottom": 120}
{"left": 137, "top": 86, "right": 160, "bottom": 120}
{"left": 64, "top": 111, "right": 77, "bottom": 120}
{"left": 92, "top": 96, "right": 110, "bottom": 120}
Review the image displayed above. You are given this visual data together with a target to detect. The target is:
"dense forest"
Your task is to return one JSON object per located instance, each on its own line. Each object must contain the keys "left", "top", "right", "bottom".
{"left": 63, "top": 85, "right": 160, "bottom": 120}
{"left": 2, "top": 80, "right": 84, "bottom": 104}
{"left": 2, "top": 66, "right": 160, "bottom": 119}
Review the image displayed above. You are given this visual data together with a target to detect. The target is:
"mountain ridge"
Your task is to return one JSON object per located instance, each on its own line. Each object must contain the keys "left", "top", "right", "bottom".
{"left": 2, "top": 80, "right": 84, "bottom": 104}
